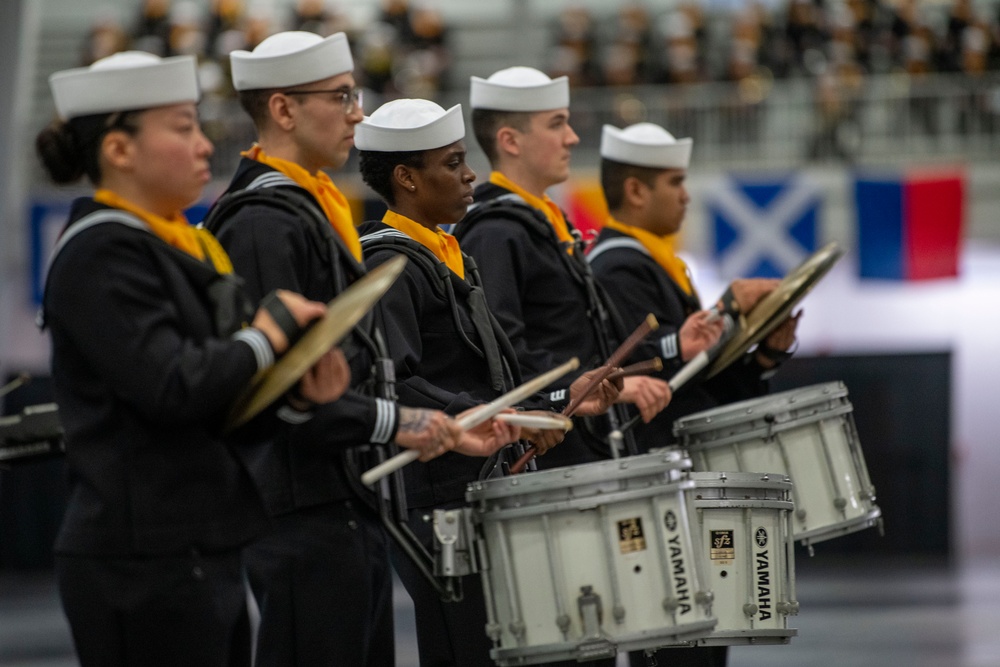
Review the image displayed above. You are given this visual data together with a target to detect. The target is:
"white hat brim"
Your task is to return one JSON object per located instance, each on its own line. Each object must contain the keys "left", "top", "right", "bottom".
{"left": 600, "top": 124, "right": 693, "bottom": 169}
{"left": 50, "top": 55, "right": 199, "bottom": 120}
{"left": 230, "top": 32, "right": 353, "bottom": 91}
{"left": 356, "top": 104, "right": 465, "bottom": 152}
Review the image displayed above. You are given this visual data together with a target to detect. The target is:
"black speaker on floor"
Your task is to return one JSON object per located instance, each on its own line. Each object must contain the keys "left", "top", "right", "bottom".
{"left": 771, "top": 351, "right": 952, "bottom": 563}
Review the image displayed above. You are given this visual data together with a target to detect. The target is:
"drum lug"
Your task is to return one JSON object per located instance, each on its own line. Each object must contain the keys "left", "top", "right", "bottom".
{"left": 577, "top": 585, "right": 604, "bottom": 638}
{"left": 694, "top": 589, "right": 714, "bottom": 610}
{"left": 743, "top": 602, "right": 759, "bottom": 617}
{"left": 485, "top": 621, "right": 503, "bottom": 643}
{"left": 834, "top": 497, "right": 848, "bottom": 511}
{"left": 556, "top": 613, "right": 571, "bottom": 635}
{"left": 777, "top": 600, "right": 800, "bottom": 616}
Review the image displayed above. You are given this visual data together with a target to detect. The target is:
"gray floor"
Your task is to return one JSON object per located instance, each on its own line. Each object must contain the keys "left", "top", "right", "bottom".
{"left": 1, "top": 558, "right": 997, "bottom": 667}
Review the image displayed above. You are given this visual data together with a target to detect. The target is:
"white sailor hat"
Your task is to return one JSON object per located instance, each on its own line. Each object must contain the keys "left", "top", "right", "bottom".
{"left": 355, "top": 99, "right": 465, "bottom": 152}
{"left": 600, "top": 123, "right": 693, "bottom": 169}
{"left": 229, "top": 31, "right": 353, "bottom": 91}
{"left": 470, "top": 66, "right": 569, "bottom": 112}
{"left": 49, "top": 51, "right": 200, "bottom": 121}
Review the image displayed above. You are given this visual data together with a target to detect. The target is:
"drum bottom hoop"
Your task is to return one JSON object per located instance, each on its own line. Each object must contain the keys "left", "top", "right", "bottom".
{"left": 489, "top": 619, "right": 718, "bottom": 666}
{"left": 672, "top": 628, "right": 798, "bottom": 647}
{"left": 796, "top": 506, "right": 882, "bottom": 547}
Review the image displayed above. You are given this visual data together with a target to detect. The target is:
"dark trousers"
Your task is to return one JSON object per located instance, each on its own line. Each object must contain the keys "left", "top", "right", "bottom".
{"left": 629, "top": 646, "right": 728, "bottom": 666}
{"left": 393, "top": 503, "right": 615, "bottom": 667}
{"left": 56, "top": 549, "right": 252, "bottom": 667}
{"left": 244, "top": 501, "right": 394, "bottom": 667}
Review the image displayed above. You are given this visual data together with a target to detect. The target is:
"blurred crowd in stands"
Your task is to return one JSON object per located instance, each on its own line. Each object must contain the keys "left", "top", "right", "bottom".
{"left": 83, "top": 0, "right": 1000, "bottom": 95}
{"left": 76, "top": 0, "right": 1000, "bottom": 164}
{"left": 81, "top": 0, "right": 451, "bottom": 99}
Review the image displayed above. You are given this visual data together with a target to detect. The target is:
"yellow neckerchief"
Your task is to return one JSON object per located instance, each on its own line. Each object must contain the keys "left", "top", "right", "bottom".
{"left": 603, "top": 216, "right": 693, "bottom": 296}
{"left": 93, "top": 189, "right": 233, "bottom": 274}
{"left": 383, "top": 210, "right": 465, "bottom": 279}
{"left": 489, "top": 171, "right": 575, "bottom": 255}
{"left": 243, "top": 144, "right": 362, "bottom": 262}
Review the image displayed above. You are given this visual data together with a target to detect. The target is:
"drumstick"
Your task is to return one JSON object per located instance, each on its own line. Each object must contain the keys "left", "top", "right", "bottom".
{"left": 619, "top": 350, "right": 712, "bottom": 434}
{"left": 561, "top": 314, "right": 659, "bottom": 419}
{"left": 359, "top": 358, "right": 580, "bottom": 487}
{"left": 495, "top": 413, "right": 573, "bottom": 431}
{"left": 510, "top": 314, "right": 660, "bottom": 474}
{"left": 0, "top": 373, "right": 30, "bottom": 400}
{"left": 605, "top": 358, "right": 663, "bottom": 382}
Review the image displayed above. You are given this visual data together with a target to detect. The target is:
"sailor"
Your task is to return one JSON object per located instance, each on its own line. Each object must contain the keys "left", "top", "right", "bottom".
{"left": 204, "top": 32, "right": 514, "bottom": 666}
{"left": 36, "top": 51, "right": 344, "bottom": 666}
{"left": 355, "top": 98, "right": 621, "bottom": 667}
{"left": 454, "top": 66, "right": 672, "bottom": 473}
{"left": 589, "top": 122, "right": 800, "bottom": 667}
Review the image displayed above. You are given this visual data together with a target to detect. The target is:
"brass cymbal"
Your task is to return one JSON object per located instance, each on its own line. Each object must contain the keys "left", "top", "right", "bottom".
{"left": 225, "top": 255, "right": 408, "bottom": 431}
{"left": 706, "top": 242, "right": 843, "bottom": 378}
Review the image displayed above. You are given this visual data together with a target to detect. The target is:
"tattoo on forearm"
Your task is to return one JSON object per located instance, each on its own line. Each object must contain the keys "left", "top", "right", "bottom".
{"left": 399, "top": 408, "right": 432, "bottom": 434}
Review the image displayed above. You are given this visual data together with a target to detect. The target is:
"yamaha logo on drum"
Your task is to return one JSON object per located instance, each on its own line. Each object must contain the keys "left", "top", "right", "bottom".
{"left": 618, "top": 517, "right": 647, "bottom": 553}
{"left": 664, "top": 509, "right": 678, "bottom": 532}
{"left": 756, "top": 527, "right": 768, "bottom": 548}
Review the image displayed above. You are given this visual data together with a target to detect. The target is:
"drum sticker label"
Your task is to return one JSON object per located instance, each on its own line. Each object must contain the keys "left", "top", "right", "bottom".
{"left": 618, "top": 517, "right": 646, "bottom": 554}
{"left": 710, "top": 530, "right": 735, "bottom": 562}
{"left": 756, "top": 527, "right": 772, "bottom": 620}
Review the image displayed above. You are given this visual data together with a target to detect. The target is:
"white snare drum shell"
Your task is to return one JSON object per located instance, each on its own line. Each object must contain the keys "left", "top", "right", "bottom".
{"left": 675, "top": 382, "right": 882, "bottom": 547}
{"left": 681, "top": 472, "right": 799, "bottom": 647}
{"left": 467, "top": 451, "right": 717, "bottom": 665}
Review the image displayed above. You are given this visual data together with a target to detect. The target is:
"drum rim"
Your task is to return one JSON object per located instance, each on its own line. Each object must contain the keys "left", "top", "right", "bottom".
{"left": 466, "top": 449, "right": 691, "bottom": 503}
{"left": 673, "top": 381, "right": 849, "bottom": 437}
{"left": 487, "top": 618, "right": 719, "bottom": 664}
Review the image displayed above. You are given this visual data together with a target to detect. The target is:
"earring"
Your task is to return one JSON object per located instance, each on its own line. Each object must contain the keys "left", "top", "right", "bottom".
{"left": 409, "top": 185, "right": 416, "bottom": 191}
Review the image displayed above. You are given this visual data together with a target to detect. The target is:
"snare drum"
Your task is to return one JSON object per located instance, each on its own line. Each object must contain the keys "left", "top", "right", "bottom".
{"left": 674, "top": 471, "right": 799, "bottom": 647}
{"left": 466, "top": 449, "right": 716, "bottom": 666}
{"left": 674, "top": 382, "right": 882, "bottom": 549}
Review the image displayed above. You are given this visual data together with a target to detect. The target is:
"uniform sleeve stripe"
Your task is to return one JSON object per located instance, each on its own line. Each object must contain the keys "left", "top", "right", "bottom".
{"left": 232, "top": 328, "right": 274, "bottom": 371}
{"left": 370, "top": 398, "right": 395, "bottom": 444}
{"left": 277, "top": 406, "right": 314, "bottom": 424}
{"left": 659, "top": 333, "right": 679, "bottom": 360}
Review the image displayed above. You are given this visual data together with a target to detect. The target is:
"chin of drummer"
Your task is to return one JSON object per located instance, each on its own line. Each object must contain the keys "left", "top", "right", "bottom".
{"left": 454, "top": 407, "right": 521, "bottom": 457}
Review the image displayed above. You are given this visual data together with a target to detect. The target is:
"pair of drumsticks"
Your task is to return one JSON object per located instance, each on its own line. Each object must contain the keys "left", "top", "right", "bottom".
{"left": 362, "top": 313, "right": 711, "bottom": 486}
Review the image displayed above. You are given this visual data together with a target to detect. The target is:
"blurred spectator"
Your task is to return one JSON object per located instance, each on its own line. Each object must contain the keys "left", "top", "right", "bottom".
{"left": 656, "top": 7, "right": 702, "bottom": 84}
{"left": 602, "top": 2, "right": 655, "bottom": 86}
{"left": 168, "top": 1, "right": 207, "bottom": 57}
{"left": 80, "top": 9, "right": 130, "bottom": 65}
{"left": 291, "top": 0, "right": 350, "bottom": 37}
{"left": 381, "top": 0, "right": 417, "bottom": 43}
{"left": 206, "top": 0, "right": 244, "bottom": 58}
{"left": 132, "top": 0, "right": 172, "bottom": 56}
{"left": 396, "top": 4, "right": 452, "bottom": 95}
{"left": 808, "top": 29, "right": 866, "bottom": 162}
{"left": 721, "top": 6, "right": 771, "bottom": 148}
{"left": 785, "top": 0, "right": 828, "bottom": 75}
{"left": 549, "top": 4, "right": 601, "bottom": 86}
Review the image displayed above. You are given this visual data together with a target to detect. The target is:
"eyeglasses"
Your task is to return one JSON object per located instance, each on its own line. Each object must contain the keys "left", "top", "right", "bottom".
{"left": 282, "top": 86, "right": 363, "bottom": 114}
